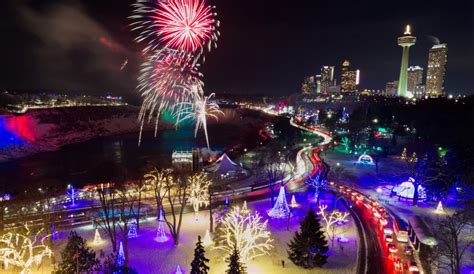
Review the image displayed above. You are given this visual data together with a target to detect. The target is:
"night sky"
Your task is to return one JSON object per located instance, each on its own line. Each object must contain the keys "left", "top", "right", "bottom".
{"left": 0, "top": 0, "right": 472, "bottom": 102}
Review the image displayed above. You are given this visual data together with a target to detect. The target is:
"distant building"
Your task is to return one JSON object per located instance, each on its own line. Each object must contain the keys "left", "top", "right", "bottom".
{"left": 397, "top": 25, "right": 416, "bottom": 98}
{"left": 340, "top": 60, "right": 360, "bottom": 93}
{"left": 301, "top": 76, "right": 317, "bottom": 94}
{"left": 413, "top": 84, "right": 426, "bottom": 99}
{"left": 315, "top": 75, "right": 322, "bottom": 93}
{"left": 386, "top": 81, "right": 399, "bottom": 96}
{"left": 328, "top": 85, "right": 341, "bottom": 94}
{"left": 426, "top": 43, "right": 448, "bottom": 97}
{"left": 407, "top": 66, "right": 423, "bottom": 94}
{"left": 321, "top": 66, "right": 335, "bottom": 94}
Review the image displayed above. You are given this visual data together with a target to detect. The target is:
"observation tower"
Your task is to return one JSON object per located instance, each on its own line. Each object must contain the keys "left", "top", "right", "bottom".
{"left": 397, "top": 25, "right": 416, "bottom": 98}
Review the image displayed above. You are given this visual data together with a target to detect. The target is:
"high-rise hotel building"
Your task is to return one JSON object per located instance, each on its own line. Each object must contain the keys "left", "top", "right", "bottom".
{"left": 407, "top": 66, "right": 425, "bottom": 98}
{"left": 340, "top": 60, "right": 360, "bottom": 93}
{"left": 320, "top": 66, "right": 335, "bottom": 94}
{"left": 426, "top": 43, "right": 448, "bottom": 97}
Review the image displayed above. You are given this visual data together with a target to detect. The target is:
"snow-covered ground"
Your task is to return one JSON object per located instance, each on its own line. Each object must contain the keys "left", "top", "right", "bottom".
{"left": 28, "top": 192, "right": 358, "bottom": 274}
{"left": 1, "top": 106, "right": 161, "bottom": 162}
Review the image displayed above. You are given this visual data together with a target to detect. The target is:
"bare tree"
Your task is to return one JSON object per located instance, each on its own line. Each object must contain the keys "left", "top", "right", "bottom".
{"left": 403, "top": 152, "right": 447, "bottom": 206}
{"left": 432, "top": 210, "right": 473, "bottom": 274}
{"left": 114, "top": 184, "right": 141, "bottom": 269}
{"left": 127, "top": 179, "right": 147, "bottom": 232}
{"left": 95, "top": 183, "right": 118, "bottom": 252}
{"left": 263, "top": 153, "right": 294, "bottom": 206}
{"left": 145, "top": 168, "right": 172, "bottom": 220}
{"left": 162, "top": 171, "right": 191, "bottom": 246}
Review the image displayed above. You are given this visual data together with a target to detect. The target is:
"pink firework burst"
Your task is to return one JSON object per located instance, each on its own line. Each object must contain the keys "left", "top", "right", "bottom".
{"left": 154, "top": 0, "right": 216, "bottom": 52}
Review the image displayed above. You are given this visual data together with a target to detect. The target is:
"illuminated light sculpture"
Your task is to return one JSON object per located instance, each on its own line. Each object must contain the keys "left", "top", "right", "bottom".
{"left": 268, "top": 185, "right": 290, "bottom": 219}
{"left": 224, "top": 196, "right": 230, "bottom": 207}
{"left": 435, "top": 201, "right": 445, "bottom": 214}
{"left": 66, "top": 184, "right": 78, "bottom": 206}
{"left": 401, "top": 148, "right": 408, "bottom": 160}
{"left": 409, "top": 152, "right": 418, "bottom": 163}
{"left": 0, "top": 193, "right": 12, "bottom": 202}
{"left": 376, "top": 186, "right": 383, "bottom": 194}
{"left": 93, "top": 228, "right": 103, "bottom": 245}
{"left": 290, "top": 195, "right": 298, "bottom": 208}
{"left": 155, "top": 209, "right": 168, "bottom": 243}
{"left": 117, "top": 241, "right": 125, "bottom": 268}
{"left": 358, "top": 154, "right": 375, "bottom": 165}
{"left": 202, "top": 229, "right": 213, "bottom": 247}
{"left": 128, "top": 219, "right": 138, "bottom": 239}
{"left": 51, "top": 224, "right": 58, "bottom": 241}
{"left": 216, "top": 206, "right": 273, "bottom": 262}
{"left": 341, "top": 137, "right": 350, "bottom": 152}
{"left": 241, "top": 200, "right": 249, "bottom": 214}
{"left": 338, "top": 233, "right": 349, "bottom": 243}
{"left": 392, "top": 177, "right": 426, "bottom": 201}
{"left": 0, "top": 226, "right": 53, "bottom": 274}
{"left": 175, "top": 265, "right": 183, "bottom": 274}
{"left": 188, "top": 173, "right": 212, "bottom": 218}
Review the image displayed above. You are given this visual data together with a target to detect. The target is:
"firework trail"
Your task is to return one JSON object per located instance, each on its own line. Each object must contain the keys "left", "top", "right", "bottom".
{"left": 174, "top": 91, "right": 223, "bottom": 149}
{"left": 130, "top": 0, "right": 220, "bottom": 58}
{"left": 137, "top": 49, "right": 203, "bottom": 145}
{"left": 120, "top": 58, "right": 129, "bottom": 70}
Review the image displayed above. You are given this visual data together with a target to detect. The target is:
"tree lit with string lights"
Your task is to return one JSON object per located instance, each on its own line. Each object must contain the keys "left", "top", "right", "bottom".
{"left": 0, "top": 226, "right": 53, "bottom": 274}
{"left": 188, "top": 172, "right": 212, "bottom": 215}
{"left": 215, "top": 206, "right": 273, "bottom": 262}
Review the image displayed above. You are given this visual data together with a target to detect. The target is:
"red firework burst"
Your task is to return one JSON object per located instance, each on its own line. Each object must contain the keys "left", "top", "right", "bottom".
{"left": 154, "top": 0, "right": 216, "bottom": 53}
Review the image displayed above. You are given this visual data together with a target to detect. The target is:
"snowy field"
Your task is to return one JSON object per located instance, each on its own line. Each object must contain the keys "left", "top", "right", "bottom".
{"left": 28, "top": 192, "right": 358, "bottom": 274}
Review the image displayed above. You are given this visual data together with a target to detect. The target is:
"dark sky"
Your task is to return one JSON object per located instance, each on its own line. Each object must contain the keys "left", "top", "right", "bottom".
{"left": 0, "top": 0, "right": 473, "bottom": 101}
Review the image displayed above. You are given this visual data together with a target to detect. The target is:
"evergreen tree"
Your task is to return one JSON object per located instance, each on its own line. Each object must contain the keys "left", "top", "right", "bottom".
{"left": 97, "top": 253, "right": 138, "bottom": 274}
{"left": 368, "top": 130, "right": 376, "bottom": 148}
{"left": 287, "top": 207, "right": 328, "bottom": 269}
{"left": 54, "top": 231, "right": 98, "bottom": 274}
{"left": 190, "top": 236, "right": 210, "bottom": 274}
{"left": 226, "top": 245, "right": 246, "bottom": 274}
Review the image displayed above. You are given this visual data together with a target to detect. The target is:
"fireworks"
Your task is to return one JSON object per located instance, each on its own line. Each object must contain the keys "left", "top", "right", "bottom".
{"left": 137, "top": 50, "right": 203, "bottom": 145}
{"left": 131, "top": 0, "right": 221, "bottom": 148}
{"left": 131, "top": 0, "right": 219, "bottom": 55}
{"left": 175, "top": 92, "right": 223, "bottom": 149}
{"left": 215, "top": 206, "right": 273, "bottom": 262}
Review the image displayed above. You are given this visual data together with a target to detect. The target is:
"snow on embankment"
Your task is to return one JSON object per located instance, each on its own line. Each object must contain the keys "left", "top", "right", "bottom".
{"left": 0, "top": 106, "right": 164, "bottom": 162}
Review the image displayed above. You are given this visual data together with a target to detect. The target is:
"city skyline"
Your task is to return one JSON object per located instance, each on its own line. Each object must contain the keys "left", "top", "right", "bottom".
{"left": 0, "top": 0, "right": 472, "bottom": 100}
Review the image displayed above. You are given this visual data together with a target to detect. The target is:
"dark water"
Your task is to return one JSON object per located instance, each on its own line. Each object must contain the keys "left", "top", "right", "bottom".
{"left": 0, "top": 108, "right": 264, "bottom": 193}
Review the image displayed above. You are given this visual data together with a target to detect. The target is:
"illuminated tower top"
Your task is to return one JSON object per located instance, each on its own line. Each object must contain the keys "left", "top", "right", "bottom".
{"left": 398, "top": 25, "right": 416, "bottom": 47}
